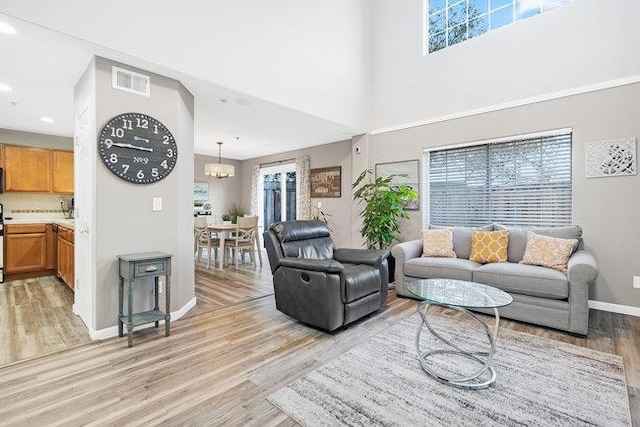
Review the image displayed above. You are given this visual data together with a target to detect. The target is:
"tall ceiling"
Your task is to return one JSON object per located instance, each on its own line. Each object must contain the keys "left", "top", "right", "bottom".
{"left": 0, "top": 6, "right": 367, "bottom": 159}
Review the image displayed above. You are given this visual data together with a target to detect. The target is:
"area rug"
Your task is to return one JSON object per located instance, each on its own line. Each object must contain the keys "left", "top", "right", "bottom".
{"left": 268, "top": 314, "right": 631, "bottom": 426}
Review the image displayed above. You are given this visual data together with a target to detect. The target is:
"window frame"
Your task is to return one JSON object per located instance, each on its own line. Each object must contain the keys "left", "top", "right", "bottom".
{"left": 422, "top": 128, "right": 573, "bottom": 228}
{"left": 424, "top": 0, "right": 573, "bottom": 54}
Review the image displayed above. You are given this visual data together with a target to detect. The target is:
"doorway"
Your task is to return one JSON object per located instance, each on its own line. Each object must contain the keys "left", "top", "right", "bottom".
{"left": 259, "top": 164, "right": 297, "bottom": 231}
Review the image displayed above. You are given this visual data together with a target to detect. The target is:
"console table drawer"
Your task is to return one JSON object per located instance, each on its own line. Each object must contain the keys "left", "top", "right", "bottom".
{"left": 134, "top": 260, "right": 168, "bottom": 278}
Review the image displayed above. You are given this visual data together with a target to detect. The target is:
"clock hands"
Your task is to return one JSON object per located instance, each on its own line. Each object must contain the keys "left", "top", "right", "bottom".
{"left": 134, "top": 136, "right": 150, "bottom": 143}
{"left": 111, "top": 142, "right": 154, "bottom": 152}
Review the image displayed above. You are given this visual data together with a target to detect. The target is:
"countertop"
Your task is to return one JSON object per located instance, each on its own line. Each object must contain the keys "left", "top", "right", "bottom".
{"left": 4, "top": 218, "right": 75, "bottom": 230}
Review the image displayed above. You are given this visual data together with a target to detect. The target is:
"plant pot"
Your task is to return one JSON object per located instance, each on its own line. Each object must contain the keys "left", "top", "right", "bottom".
{"left": 387, "top": 253, "right": 395, "bottom": 284}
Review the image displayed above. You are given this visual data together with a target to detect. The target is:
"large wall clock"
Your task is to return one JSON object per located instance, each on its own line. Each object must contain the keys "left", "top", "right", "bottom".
{"left": 98, "top": 112, "right": 178, "bottom": 184}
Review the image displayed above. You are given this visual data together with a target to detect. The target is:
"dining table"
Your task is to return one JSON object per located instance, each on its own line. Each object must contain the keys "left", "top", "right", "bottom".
{"left": 206, "top": 223, "right": 263, "bottom": 270}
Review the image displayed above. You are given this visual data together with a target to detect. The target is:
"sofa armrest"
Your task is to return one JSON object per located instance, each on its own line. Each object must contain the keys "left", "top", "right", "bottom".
{"left": 279, "top": 258, "right": 345, "bottom": 274}
{"left": 567, "top": 250, "right": 598, "bottom": 283}
{"left": 333, "top": 248, "right": 390, "bottom": 266}
{"left": 391, "top": 240, "right": 423, "bottom": 296}
{"left": 566, "top": 249, "right": 598, "bottom": 336}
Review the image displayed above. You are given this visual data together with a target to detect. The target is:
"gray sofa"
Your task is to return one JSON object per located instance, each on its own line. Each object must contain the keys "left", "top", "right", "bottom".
{"left": 391, "top": 224, "right": 598, "bottom": 335}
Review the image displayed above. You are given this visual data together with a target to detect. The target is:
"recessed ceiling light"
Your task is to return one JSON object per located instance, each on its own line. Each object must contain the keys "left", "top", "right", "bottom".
{"left": 40, "top": 117, "right": 54, "bottom": 123}
{"left": 0, "top": 83, "right": 12, "bottom": 92}
{"left": 0, "top": 22, "right": 17, "bottom": 35}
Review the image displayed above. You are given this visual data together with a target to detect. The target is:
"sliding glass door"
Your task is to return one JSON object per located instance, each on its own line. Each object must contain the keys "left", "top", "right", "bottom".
{"left": 259, "top": 164, "right": 297, "bottom": 230}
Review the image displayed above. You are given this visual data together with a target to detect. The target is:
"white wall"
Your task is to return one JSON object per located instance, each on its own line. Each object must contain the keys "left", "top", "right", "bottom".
{"left": 2, "top": 0, "right": 372, "bottom": 130}
{"left": 76, "top": 57, "right": 195, "bottom": 331}
{"left": 194, "top": 154, "right": 243, "bottom": 220}
{"left": 369, "top": 82, "right": 640, "bottom": 309}
{"left": 241, "top": 139, "right": 354, "bottom": 248}
{"left": 371, "top": 0, "right": 640, "bottom": 130}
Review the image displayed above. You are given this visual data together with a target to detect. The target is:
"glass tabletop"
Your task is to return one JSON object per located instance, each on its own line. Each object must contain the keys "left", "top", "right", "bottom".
{"left": 407, "top": 278, "right": 513, "bottom": 309}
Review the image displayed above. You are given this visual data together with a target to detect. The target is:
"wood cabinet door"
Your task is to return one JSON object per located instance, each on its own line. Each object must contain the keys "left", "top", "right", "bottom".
{"left": 56, "top": 233, "right": 74, "bottom": 291}
{"left": 46, "top": 225, "right": 57, "bottom": 270}
{"left": 4, "top": 147, "right": 52, "bottom": 192}
{"left": 52, "top": 151, "right": 74, "bottom": 194}
{"left": 5, "top": 233, "right": 47, "bottom": 273}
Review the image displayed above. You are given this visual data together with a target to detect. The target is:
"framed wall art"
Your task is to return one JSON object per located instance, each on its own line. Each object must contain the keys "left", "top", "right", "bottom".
{"left": 585, "top": 137, "right": 637, "bottom": 178}
{"left": 375, "top": 159, "right": 420, "bottom": 210}
{"left": 310, "top": 166, "right": 342, "bottom": 198}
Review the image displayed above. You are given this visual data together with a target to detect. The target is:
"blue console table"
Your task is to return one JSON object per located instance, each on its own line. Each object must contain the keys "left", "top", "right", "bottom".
{"left": 117, "top": 251, "right": 173, "bottom": 347}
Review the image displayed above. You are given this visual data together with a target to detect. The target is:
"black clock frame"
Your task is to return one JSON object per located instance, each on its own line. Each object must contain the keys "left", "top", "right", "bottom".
{"left": 98, "top": 112, "right": 178, "bottom": 184}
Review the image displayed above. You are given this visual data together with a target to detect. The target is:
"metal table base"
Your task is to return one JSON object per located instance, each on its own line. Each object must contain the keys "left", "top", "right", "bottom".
{"left": 415, "top": 301, "right": 500, "bottom": 389}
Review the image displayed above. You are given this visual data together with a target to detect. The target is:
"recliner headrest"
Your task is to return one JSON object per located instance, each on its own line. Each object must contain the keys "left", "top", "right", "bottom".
{"left": 270, "top": 220, "right": 330, "bottom": 243}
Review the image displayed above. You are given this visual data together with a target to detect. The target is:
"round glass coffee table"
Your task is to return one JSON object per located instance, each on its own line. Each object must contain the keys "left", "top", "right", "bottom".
{"left": 407, "top": 278, "right": 513, "bottom": 389}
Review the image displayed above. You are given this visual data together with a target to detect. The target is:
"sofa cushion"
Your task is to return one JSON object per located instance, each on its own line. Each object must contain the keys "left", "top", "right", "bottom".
{"left": 343, "top": 264, "right": 381, "bottom": 303}
{"left": 469, "top": 230, "right": 509, "bottom": 263}
{"left": 473, "top": 262, "right": 569, "bottom": 300}
{"left": 494, "top": 223, "right": 583, "bottom": 263}
{"left": 429, "top": 224, "right": 493, "bottom": 259}
{"left": 520, "top": 231, "right": 578, "bottom": 273}
{"left": 421, "top": 229, "right": 456, "bottom": 258}
{"left": 405, "top": 257, "right": 480, "bottom": 282}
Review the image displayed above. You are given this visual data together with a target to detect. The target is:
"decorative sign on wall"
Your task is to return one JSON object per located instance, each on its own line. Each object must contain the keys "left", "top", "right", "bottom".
{"left": 585, "top": 137, "right": 637, "bottom": 178}
{"left": 310, "top": 166, "right": 342, "bottom": 198}
{"left": 375, "top": 159, "right": 420, "bottom": 210}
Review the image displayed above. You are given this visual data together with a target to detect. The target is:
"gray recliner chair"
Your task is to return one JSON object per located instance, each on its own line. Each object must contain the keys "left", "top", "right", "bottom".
{"left": 264, "top": 220, "right": 390, "bottom": 331}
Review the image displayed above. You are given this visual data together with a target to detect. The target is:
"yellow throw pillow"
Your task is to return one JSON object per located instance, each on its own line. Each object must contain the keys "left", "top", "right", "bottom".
{"left": 520, "top": 231, "right": 578, "bottom": 273}
{"left": 469, "top": 230, "right": 509, "bottom": 263}
{"left": 421, "top": 229, "right": 456, "bottom": 258}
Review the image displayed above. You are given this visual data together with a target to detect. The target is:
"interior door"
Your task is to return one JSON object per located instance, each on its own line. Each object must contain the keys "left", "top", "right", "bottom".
{"left": 73, "top": 101, "right": 96, "bottom": 330}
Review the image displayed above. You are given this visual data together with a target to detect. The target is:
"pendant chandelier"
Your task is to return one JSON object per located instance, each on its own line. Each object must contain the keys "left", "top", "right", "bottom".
{"left": 205, "top": 141, "right": 235, "bottom": 178}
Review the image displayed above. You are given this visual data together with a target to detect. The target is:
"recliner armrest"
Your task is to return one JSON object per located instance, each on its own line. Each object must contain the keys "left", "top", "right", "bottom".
{"left": 333, "top": 248, "right": 390, "bottom": 266}
{"left": 279, "top": 258, "right": 345, "bottom": 273}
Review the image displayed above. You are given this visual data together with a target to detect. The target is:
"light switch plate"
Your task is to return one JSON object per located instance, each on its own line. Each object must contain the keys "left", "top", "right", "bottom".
{"left": 152, "top": 197, "right": 162, "bottom": 211}
{"left": 634, "top": 276, "right": 640, "bottom": 289}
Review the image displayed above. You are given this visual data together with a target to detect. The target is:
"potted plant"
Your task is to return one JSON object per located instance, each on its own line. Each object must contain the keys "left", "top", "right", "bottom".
{"left": 311, "top": 201, "right": 333, "bottom": 231}
{"left": 352, "top": 169, "right": 418, "bottom": 281}
{"left": 225, "top": 203, "right": 246, "bottom": 224}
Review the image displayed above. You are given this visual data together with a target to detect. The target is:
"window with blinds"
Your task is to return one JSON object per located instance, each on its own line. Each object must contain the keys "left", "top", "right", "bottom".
{"left": 425, "top": 131, "right": 572, "bottom": 227}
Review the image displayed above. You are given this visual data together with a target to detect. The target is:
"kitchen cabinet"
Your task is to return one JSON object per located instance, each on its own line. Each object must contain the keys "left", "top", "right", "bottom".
{"left": 5, "top": 224, "right": 48, "bottom": 274}
{"left": 46, "top": 224, "right": 57, "bottom": 270}
{"left": 3, "top": 146, "right": 73, "bottom": 194}
{"left": 57, "top": 226, "right": 75, "bottom": 291}
{"left": 52, "top": 151, "right": 74, "bottom": 194}
{"left": 4, "top": 146, "right": 52, "bottom": 192}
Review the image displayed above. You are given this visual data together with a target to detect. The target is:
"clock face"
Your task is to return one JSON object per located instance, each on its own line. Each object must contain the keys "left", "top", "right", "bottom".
{"left": 98, "top": 113, "right": 178, "bottom": 184}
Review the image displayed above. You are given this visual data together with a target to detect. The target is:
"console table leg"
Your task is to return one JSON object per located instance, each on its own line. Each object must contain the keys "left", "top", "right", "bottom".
{"left": 127, "top": 280, "right": 134, "bottom": 348}
{"left": 165, "top": 275, "right": 171, "bottom": 337}
{"left": 118, "top": 277, "right": 124, "bottom": 337}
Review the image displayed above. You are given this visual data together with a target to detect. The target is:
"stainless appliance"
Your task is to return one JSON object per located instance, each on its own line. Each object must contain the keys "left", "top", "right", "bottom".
{"left": 0, "top": 203, "right": 3, "bottom": 282}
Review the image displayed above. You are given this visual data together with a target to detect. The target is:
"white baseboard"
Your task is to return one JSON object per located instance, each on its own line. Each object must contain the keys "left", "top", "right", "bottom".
{"left": 88, "top": 297, "right": 198, "bottom": 341}
{"left": 588, "top": 300, "right": 640, "bottom": 317}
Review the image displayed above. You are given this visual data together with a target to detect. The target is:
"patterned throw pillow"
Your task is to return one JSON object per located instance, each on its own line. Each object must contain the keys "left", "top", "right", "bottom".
{"left": 421, "top": 229, "right": 456, "bottom": 258}
{"left": 469, "top": 230, "right": 509, "bottom": 263}
{"left": 520, "top": 231, "right": 578, "bottom": 273}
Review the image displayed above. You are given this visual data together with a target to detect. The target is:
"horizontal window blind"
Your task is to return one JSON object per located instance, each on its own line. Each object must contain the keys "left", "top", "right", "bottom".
{"left": 427, "top": 132, "right": 572, "bottom": 227}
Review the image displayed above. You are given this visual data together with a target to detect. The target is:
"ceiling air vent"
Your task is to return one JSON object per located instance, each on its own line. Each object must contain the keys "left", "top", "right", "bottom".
{"left": 112, "top": 66, "right": 150, "bottom": 97}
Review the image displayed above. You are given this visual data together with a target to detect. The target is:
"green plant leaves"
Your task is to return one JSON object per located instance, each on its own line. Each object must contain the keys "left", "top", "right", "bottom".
{"left": 352, "top": 169, "right": 418, "bottom": 249}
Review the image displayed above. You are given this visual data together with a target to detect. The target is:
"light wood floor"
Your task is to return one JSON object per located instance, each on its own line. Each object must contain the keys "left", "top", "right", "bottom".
{"left": 0, "top": 276, "right": 92, "bottom": 366}
{"left": 0, "top": 264, "right": 638, "bottom": 425}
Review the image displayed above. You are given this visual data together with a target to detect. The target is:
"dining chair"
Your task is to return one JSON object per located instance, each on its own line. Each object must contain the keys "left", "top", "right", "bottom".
{"left": 224, "top": 215, "right": 259, "bottom": 267}
{"left": 195, "top": 216, "right": 219, "bottom": 269}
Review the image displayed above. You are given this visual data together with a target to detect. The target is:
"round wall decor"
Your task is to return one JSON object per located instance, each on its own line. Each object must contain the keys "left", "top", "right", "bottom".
{"left": 98, "top": 113, "right": 177, "bottom": 184}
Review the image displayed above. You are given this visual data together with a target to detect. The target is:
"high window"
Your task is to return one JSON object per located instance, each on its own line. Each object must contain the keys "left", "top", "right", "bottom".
{"left": 427, "top": 0, "right": 573, "bottom": 53}
{"left": 424, "top": 129, "right": 572, "bottom": 227}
